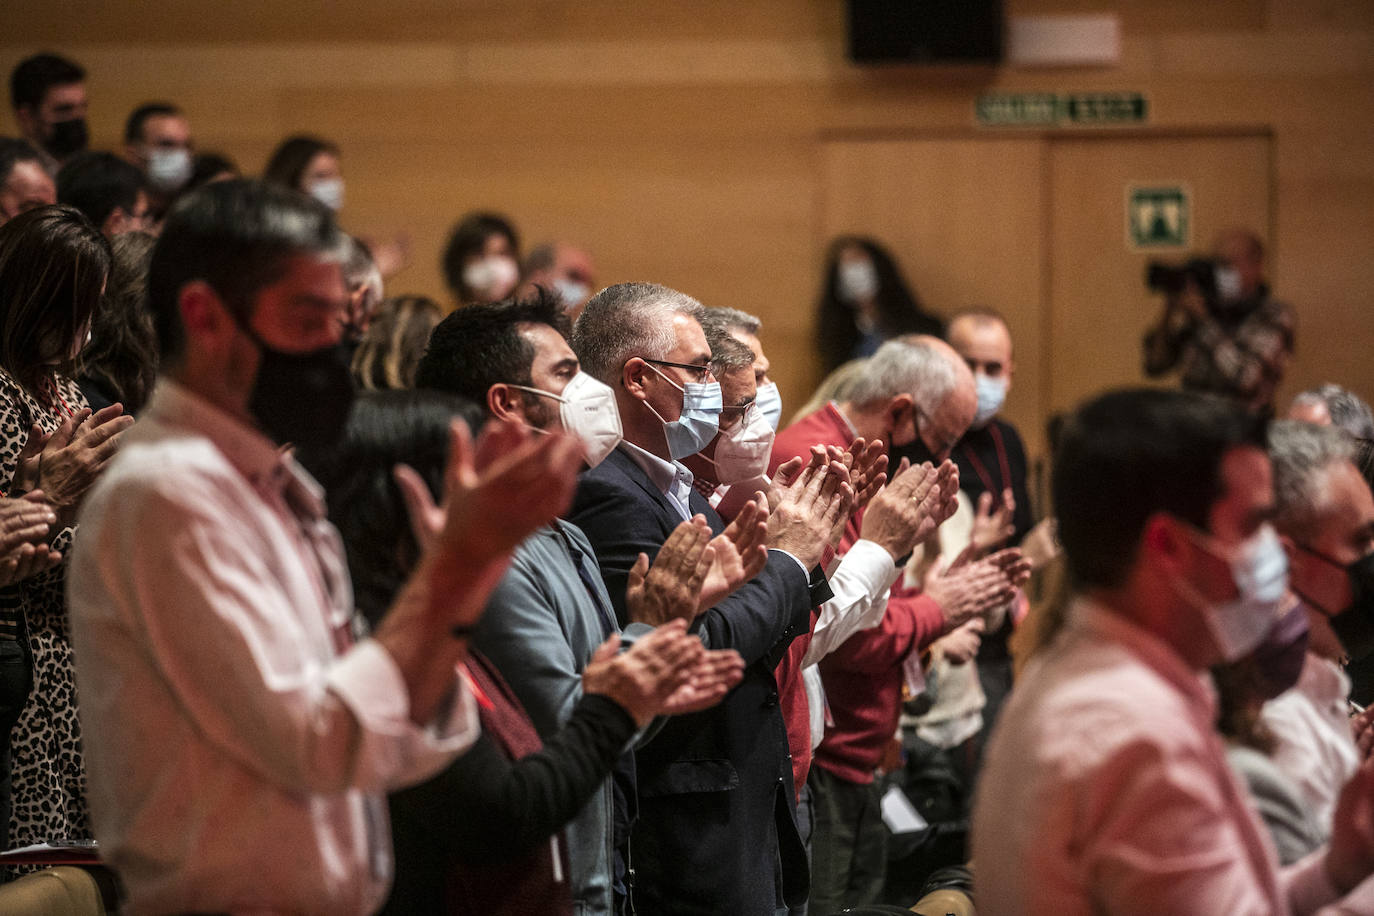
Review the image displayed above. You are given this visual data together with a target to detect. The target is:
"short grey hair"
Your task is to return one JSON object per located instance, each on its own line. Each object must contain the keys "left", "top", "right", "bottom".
{"left": 1293, "top": 384, "right": 1374, "bottom": 441}
{"left": 708, "top": 333, "right": 754, "bottom": 375}
{"left": 1269, "top": 419, "right": 1357, "bottom": 539}
{"left": 571, "top": 282, "right": 706, "bottom": 384}
{"left": 846, "top": 339, "right": 955, "bottom": 412}
{"left": 703, "top": 306, "right": 761, "bottom": 337}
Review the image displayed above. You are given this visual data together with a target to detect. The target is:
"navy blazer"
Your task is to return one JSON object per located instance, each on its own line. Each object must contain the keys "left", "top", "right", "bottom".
{"left": 570, "top": 446, "right": 813, "bottom": 914}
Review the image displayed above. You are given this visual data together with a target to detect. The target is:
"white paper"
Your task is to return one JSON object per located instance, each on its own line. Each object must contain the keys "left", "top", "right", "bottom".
{"left": 881, "top": 784, "right": 929, "bottom": 835}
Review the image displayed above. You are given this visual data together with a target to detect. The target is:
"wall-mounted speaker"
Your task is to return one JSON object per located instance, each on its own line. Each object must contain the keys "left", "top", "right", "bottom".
{"left": 846, "top": 0, "right": 1004, "bottom": 65}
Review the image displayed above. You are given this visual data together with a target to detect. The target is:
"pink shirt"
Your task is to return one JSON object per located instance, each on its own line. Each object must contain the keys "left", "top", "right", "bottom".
{"left": 973, "top": 598, "right": 1339, "bottom": 915}
{"left": 69, "top": 381, "right": 479, "bottom": 915}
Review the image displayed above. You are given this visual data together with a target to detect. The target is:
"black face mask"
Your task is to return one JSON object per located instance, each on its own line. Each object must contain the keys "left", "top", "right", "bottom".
{"left": 44, "top": 118, "right": 88, "bottom": 159}
{"left": 243, "top": 329, "right": 356, "bottom": 451}
{"left": 1327, "top": 552, "right": 1374, "bottom": 662}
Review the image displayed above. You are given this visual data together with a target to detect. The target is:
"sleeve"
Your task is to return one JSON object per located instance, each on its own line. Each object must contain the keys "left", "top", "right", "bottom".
{"left": 1072, "top": 733, "right": 1335, "bottom": 916}
{"left": 822, "top": 584, "right": 945, "bottom": 675}
{"left": 802, "top": 539, "right": 900, "bottom": 666}
{"left": 474, "top": 554, "right": 586, "bottom": 739}
{"left": 389, "top": 693, "right": 637, "bottom": 863}
{"left": 100, "top": 477, "right": 477, "bottom": 795}
{"left": 1142, "top": 309, "right": 1192, "bottom": 376}
{"left": 1190, "top": 301, "right": 1295, "bottom": 401}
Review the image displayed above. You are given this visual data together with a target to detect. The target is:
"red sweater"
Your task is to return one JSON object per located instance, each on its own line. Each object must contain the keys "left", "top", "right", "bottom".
{"left": 771, "top": 403, "right": 946, "bottom": 786}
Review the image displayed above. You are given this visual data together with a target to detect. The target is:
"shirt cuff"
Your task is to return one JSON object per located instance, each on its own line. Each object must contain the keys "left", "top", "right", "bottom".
{"left": 834, "top": 539, "right": 902, "bottom": 597}
{"left": 1286, "top": 848, "right": 1341, "bottom": 914}
{"left": 329, "top": 638, "right": 479, "bottom": 751}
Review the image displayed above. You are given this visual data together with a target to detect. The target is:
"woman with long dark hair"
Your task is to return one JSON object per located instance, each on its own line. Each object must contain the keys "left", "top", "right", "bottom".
{"left": 815, "top": 236, "right": 944, "bottom": 374}
{"left": 262, "top": 135, "right": 344, "bottom": 211}
{"left": 78, "top": 230, "right": 159, "bottom": 414}
{"left": 0, "top": 205, "right": 134, "bottom": 860}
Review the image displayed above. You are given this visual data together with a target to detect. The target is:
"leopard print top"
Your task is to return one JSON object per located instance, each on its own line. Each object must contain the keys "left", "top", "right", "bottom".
{"left": 0, "top": 367, "right": 90, "bottom": 867}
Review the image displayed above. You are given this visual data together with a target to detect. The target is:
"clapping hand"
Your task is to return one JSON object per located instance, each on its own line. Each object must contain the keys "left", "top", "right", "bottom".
{"left": 627, "top": 515, "right": 716, "bottom": 626}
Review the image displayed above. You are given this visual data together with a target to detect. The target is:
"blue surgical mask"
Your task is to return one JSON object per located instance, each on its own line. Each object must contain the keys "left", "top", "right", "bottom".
{"left": 1174, "top": 523, "right": 1289, "bottom": 662}
{"left": 642, "top": 363, "right": 722, "bottom": 460}
{"left": 755, "top": 382, "right": 783, "bottom": 432}
{"left": 972, "top": 373, "right": 1007, "bottom": 428}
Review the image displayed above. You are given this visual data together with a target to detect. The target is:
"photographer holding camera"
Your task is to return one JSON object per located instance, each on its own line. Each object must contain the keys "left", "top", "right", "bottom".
{"left": 1143, "top": 228, "right": 1295, "bottom": 413}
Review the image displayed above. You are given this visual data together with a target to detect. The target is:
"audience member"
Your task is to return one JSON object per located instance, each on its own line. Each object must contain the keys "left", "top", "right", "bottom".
{"left": 185, "top": 151, "right": 239, "bottom": 192}
{"left": 773, "top": 338, "right": 1027, "bottom": 913}
{"left": 974, "top": 388, "right": 1374, "bottom": 914}
{"left": 341, "top": 235, "right": 383, "bottom": 346}
{"left": 122, "top": 102, "right": 193, "bottom": 218}
{"left": 442, "top": 211, "right": 521, "bottom": 305}
{"left": 0, "top": 205, "right": 133, "bottom": 865}
{"left": 263, "top": 134, "right": 344, "bottom": 211}
{"left": 569, "top": 281, "right": 848, "bottom": 914}
{"left": 1289, "top": 383, "right": 1374, "bottom": 441}
{"left": 350, "top": 294, "right": 442, "bottom": 391}
{"left": 66, "top": 179, "right": 582, "bottom": 913}
{"left": 520, "top": 241, "right": 597, "bottom": 319}
{"left": 56, "top": 151, "right": 150, "bottom": 238}
{"left": 78, "top": 231, "right": 159, "bottom": 414}
{"left": 815, "top": 237, "right": 943, "bottom": 375}
{"left": 704, "top": 306, "right": 782, "bottom": 432}
{"left": 417, "top": 290, "right": 729, "bottom": 914}
{"left": 317, "top": 389, "right": 741, "bottom": 916}
{"left": 1264, "top": 421, "right": 1374, "bottom": 833}
{"left": 8, "top": 54, "right": 88, "bottom": 172}
{"left": 1144, "top": 228, "right": 1295, "bottom": 412}
{"left": 0, "top": 139, "right": 56, "bottom": 226}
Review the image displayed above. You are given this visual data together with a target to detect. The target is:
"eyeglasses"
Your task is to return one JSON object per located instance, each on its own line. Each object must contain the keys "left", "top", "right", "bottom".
{"left": 643, "top": 358, "right": 713, "bottom": 384}
{"left": 718, "top": 401, "right": 757, "bottom": 427}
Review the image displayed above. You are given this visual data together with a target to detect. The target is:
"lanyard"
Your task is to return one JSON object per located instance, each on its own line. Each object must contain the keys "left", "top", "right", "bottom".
{"left": 960, "top": 423, "right": 1012, "bottom": 509}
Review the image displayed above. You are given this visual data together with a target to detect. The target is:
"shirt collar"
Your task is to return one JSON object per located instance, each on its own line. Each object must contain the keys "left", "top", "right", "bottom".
{"left": 826, "top": 401, "right": 859, "bottom": 441}
{"left": 619, "top": 439, "right": 695, "bottom": 495}
{"left": 143, "top": 379, "right": 326, "bottom": 518}
{"left": 1068, "top": 596, "right": 1218, "bottom": 717}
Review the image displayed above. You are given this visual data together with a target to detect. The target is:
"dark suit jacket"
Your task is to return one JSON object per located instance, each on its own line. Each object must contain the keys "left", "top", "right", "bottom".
{"left": 570, "top": 446, "right": 815, "bottom": 915}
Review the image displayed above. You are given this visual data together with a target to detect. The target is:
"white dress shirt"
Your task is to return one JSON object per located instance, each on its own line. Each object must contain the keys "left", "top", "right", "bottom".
{"left": 1262, "top": 652, "right": 1360, "bottom": 838}
{"left": 973, "top": 598, "right": 1340, "bottom": 916}
{"left": 68, "top": 381, "right": 478, "bottom": 915}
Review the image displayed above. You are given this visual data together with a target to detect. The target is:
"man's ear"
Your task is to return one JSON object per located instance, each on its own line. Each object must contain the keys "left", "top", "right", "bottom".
{"left": 179, "top": 280, "right": 233, "bottom": 341}
{"left": 1142, "top": 512, "right": 1190, "bottom": 575}
{"left": 487, "top": 383, "right": 525, "bottom": 423}
{"left": 623, "top": 357, "right": 649, "bottom": 400}
{"left": 886, "top": 392, "right": 915, "bottom": 441}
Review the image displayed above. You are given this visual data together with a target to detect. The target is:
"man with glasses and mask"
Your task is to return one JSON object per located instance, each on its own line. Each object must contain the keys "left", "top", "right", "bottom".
{"left": 416, "top": 290, "right": 744, "bottom": 916}
{"left": 570, "top": 281, "right": 851, "bottom": 915}
{"left": 974, "top": 389, "right": 1374, "bottom": 914}
{"left": 66, "top": 180, "right": 585, "bottom": 914}
{"left": 1263, "top": 421, "right": 1374, "bottom": 836}
{"left": 772, "top": 337, "right": 1028, "bottom": 913}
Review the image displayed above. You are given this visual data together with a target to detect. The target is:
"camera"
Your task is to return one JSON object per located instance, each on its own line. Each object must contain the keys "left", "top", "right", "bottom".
{"left": 1145, "top": 258, "right": 1242, "bottom": 314}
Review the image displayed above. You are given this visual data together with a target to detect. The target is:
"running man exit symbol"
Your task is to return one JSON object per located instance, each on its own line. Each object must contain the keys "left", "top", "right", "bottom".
{"left": 1127, "top": 185, "right": 1189, "bottom": 249}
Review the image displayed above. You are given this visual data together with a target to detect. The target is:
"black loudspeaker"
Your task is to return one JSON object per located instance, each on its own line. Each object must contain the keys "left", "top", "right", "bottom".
{"left": 846, "top": 0, "right": 1004, "bottom": 64}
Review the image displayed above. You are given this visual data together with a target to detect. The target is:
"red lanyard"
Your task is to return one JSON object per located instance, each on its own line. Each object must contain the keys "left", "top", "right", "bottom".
{"left": 960, "top": 423, "right": 1012, "bottom": 509}
{"left": 40, "top": 377, "right": 76, "bottom": 419}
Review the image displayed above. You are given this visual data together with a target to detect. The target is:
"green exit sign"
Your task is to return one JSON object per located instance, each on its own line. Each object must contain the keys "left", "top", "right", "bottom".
{"left": 976, "top": 92, "right": 1148, "bottom": 127}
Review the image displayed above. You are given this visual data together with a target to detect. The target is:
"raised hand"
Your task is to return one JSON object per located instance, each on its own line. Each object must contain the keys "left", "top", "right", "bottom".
{"left": 660, "top": 647, "right": 745, "bottom": 716}
{"left": 767, "top": 446, "right": 854, "bottom": 570}
{"left": 923, "top": 547, "right": 1032, "bottom": 632}
{"left": 1326, "top": 760, "right": 1374, "bottom": 893}
{"left": 34, "top": 404, "right": 135, "bottom": 517}
{"left": 843, "top": 438, "right": 889, "bottom": 515}
{"left": 969, "top": 488, "right": 1016, "bottom": 557}
{"left": 860, "top": 459, "right": 960, "bottom": 562}
{"left": 0, "top": 491, "right": 61, "bottom": 586}
{"left": 582, "top": 620, "right": 706, "bottom": 727}
{"left": 697, "top": 495, "right": 770, "bottom": 612}
{"left": 938, "top": 617, "right": 985, "bottom": 665}
{"left": 626, "top": 515, "right": 716, "bottom": 626}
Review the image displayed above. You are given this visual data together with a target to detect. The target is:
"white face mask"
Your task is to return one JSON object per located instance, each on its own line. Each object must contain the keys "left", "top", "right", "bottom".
{"left": 708, "top": 405, "right": 776, "bottom": 484}
{"left": 1173, "top": 522, "right": 1289, "bottom": 662}
{"left": 837, "top": 259, "right": 879, "bottom": 303}
{"left": 462, "top": 256, "right": 520, "bottom": 302}
{"left": 146, "top": 147, "right": 192, "bottom": 192}
{"left": 553, "top": 277, "right": 591, "bottom": 311}
{"left": 308, "top": 178, "right": 345, "bottom": 212}
{"left": 509, "top": 372, "right": 622, "bottom": 467}
{"left": 972, "top": 373, "right": 1008, "bottom": 429}
{"left": 755, "top": 382, "right": 783, "bottom": 432}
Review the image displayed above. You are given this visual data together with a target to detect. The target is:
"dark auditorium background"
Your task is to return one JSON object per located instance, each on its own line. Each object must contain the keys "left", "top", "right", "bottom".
{"left": 5, "top": 0, "right": 1372, "bottom": 469}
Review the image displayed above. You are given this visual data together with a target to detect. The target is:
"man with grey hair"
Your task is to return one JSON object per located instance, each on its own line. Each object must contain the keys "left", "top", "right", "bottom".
{"left": 1288, "top": 384, "right": 1374, "bottom": 442}
{"left": 771, "top": 338, "right": 1030, "bottom": 912}
{"left": 1264, "top": 420, "right": 1374, "bottom": 833}
{"left": 703, "top": 306, "right": 783, "bottom": 432}
{"left": 570, "top": 282, "right": 851, "bottom": 914}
